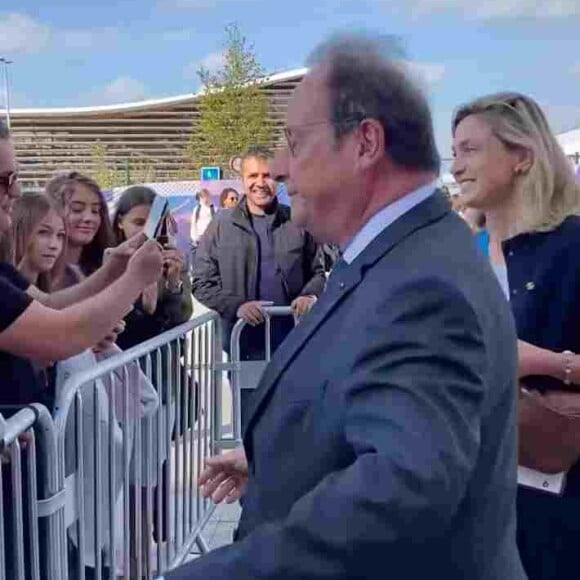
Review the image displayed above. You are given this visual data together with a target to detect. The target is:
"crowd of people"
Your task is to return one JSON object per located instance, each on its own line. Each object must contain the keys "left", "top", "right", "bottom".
{"left": 1, "top": 30, "right": 580, "bottom": 580}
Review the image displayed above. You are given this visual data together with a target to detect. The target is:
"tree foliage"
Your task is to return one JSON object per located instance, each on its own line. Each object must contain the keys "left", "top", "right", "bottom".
{"left": 86, "top": 143, "right": 124, "bottom": 189}
{"left": 84, "top": 144, "right": 157, "bottom": 189}
{"left": 185, "top": 24, "right": 272, "bottom": 175}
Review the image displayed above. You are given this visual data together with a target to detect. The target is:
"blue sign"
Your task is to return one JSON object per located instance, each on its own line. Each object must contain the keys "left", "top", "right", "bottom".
{"left": 200, "top": 166, "right": 222, "bottom": 181}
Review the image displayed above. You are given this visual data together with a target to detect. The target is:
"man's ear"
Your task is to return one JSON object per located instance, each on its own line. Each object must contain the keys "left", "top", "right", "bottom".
{"left": 357, "top": 119, "right": 385, "bottom": 170}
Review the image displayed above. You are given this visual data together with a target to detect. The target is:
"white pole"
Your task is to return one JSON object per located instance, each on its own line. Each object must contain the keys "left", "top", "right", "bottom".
{"left": 0, "top": 58, "right": 12, "bottom": 130}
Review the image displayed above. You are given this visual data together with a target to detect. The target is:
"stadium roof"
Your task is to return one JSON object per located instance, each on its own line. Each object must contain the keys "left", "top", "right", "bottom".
{"left": 4, "top": 67, "right": 308, "bottom": 117}
{"left": 2, "top": 67, "right": 308, "bottom": 190}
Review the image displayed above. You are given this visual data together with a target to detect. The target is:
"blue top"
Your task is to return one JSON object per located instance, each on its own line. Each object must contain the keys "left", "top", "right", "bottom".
{"left": 476, "top": 229, "right": 490, "bottom": 257}
{"left": 503, "top": 215, "right": 580, "bottom": 496}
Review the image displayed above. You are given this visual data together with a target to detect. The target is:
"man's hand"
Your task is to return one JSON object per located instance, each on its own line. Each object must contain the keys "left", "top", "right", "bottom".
{"left": 236, "top": 301, "right": 273, "bottom": 326}
{"left": 126, "top": 240, "right": 164, "bottom": 288}
{"left": 103, "top": 232, "right": 147, "bottom": 278}
{"left": 93, "top": 320, "right": 125, "bottom": 354}
{"left": 291, "top": 295, "right": 317, "bottom": 318}
{"left": 199, "top": 447, "right": 249, "bottom": 504}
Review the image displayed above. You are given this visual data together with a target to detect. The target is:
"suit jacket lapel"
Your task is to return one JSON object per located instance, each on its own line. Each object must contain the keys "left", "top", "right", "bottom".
{"left": 243, "top": 190, "right": 451, "bottom": 446}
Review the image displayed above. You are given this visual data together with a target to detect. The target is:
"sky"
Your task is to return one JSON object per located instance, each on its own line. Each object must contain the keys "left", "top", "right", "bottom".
{"left": 1, "top": 0, "right": 579, "bottom": 159}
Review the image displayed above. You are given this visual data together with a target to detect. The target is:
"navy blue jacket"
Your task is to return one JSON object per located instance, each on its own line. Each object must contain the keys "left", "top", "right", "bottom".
{"left": 504, "top": 216, "right": 580, "bottom": 495}
{"left": 168, "top": 192, "right": 525, "bottom": 579}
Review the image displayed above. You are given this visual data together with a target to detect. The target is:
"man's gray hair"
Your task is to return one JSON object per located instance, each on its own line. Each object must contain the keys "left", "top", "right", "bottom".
{"left": 0, "top": 119, "right": 9, "bottom": 140}
{"left": 241, "top": 145, "right": 272, "bottom": 171}
{"left": 307, "top": 33, "right": 440, "bottom": 173}
{"left": 241, "top": 145, "right": 272, "bottom": 163}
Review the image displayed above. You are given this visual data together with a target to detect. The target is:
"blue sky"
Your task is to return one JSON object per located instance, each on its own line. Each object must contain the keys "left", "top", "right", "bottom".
{"left": 1, "top": 0, "right": 579, "bottom": 158}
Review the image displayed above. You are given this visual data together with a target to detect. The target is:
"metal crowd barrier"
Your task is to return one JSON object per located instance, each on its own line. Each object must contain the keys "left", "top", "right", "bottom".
{"left": 1, "top": 311, "right": 235, "bottom": 580}
{"left": 229, "top": 306, "right": 295, "bottom": 440}
{"left": 0, "top": 306, "right": 295, "bottom": 580}
{"left": 0, "top": 404, "right": 61, "bottom": 580}
{"left": 52, "top": 311, "right": 227, "bottom": 579}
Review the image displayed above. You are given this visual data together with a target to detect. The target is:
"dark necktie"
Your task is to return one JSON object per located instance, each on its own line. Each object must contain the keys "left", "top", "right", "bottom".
{"left": 325, "top": 257, "right": 348, "bottom": 292}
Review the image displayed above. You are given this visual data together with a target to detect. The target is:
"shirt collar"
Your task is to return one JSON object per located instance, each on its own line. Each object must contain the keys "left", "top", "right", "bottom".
{"left": 342, "top": 181, "right": 437, "bottom": 264}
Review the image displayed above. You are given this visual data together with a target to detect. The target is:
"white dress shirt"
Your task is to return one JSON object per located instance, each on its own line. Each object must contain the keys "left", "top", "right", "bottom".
{"left": 342, "top": 182, "right": 436, "bottom": 264}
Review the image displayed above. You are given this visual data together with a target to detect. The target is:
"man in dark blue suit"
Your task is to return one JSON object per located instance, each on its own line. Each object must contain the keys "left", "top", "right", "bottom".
{"left": 164, "top": 34, "right": 526, "bottom": 580}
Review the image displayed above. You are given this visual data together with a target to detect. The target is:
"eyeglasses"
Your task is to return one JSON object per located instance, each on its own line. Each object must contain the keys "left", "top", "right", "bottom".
{"left": 284, "top": 116, "right": 365, "bottom": 157}
{"left": 0, "top": 171, "right": 18, "bottom": 194}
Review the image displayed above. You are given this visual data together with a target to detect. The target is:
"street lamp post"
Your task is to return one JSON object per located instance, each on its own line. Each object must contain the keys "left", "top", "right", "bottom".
{"left": 0, "top": 58, "right": 13, "bottom": 130}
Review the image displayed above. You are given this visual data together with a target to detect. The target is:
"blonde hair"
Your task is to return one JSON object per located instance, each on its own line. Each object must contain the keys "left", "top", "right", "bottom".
{"left": 12, "top": 193, "right": 66, "bottom": 292}
{"left": 452, "top": 92, "right": 580, "bottom": 233}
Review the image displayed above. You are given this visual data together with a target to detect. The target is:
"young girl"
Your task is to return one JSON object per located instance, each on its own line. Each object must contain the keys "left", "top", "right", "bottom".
{"left": 12, "top": 192, "right": 66, "bottom": 292}
{"left": 46, "top": 171, "right": 115, "bottom": 288}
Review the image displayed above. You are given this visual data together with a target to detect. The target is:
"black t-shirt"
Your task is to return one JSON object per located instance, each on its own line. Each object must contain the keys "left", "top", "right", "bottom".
{"left": 0, "top": 263, "right": 41, "bottom": 412}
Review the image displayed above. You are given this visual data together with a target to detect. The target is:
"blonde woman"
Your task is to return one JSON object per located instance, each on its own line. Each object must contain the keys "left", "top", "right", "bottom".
{"left": 452, "top": 92, "right": 580, "bottom": 579}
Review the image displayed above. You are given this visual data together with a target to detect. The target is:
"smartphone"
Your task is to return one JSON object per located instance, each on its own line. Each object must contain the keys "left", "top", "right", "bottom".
{"left": 144, "top": 195, "right": 169, "bottom": 240}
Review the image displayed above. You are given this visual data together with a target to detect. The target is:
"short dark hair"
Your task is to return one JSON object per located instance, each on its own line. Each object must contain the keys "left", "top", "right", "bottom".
{"left": 307, "top": 34, "right": 440, "bottom": 173}
{"left": 241, "top": 146, "right": 272, "bottom": 172}
{"left": 0, "top": 119, "right": 10, "bottom": 140}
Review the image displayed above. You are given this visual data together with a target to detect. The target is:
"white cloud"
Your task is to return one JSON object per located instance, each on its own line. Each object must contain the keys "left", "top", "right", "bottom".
{"left": 405, "top": 61, "right": 446, "bottom": 87}
{"left": 199, "top": 51, "right": 227, "bottom": 74}
{"left": 92, "top": 77, "right": 148, "bottom": 105}
{"left": 0, "top": 13, "right": 121, "bottom": 55}
{"left": 59, "top": 27, "right": 119, "bottom": 51}
{"left": 0, "top": 13, "right": 50, "bottom": 54}
{"left": 378, "top": 0, "right": 580, "bottom": 19}
{"left": 184, "top": 51, "right": 226, "bottom": 80}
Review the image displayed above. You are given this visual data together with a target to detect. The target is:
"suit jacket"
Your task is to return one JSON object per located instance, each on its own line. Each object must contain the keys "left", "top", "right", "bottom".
{"left": 167, "top": 192, "right": 526, "bottom": 579}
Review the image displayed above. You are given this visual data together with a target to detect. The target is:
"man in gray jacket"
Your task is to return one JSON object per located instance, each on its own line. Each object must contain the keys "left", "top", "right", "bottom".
{"left": 192, "top": 146, "right": 325, "bottom": 385}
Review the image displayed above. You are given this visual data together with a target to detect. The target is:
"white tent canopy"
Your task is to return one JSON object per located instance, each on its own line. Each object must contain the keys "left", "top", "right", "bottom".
{"left": 557, "top": 128, "right": 580, "bottom": 156}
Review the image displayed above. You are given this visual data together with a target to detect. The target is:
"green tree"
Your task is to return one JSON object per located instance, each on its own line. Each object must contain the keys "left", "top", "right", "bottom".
{"left": 185, "top": 24, "right": 272, "bottom": 176}
{"left": 86, "top": 143, "right": 125, "bottom": 189}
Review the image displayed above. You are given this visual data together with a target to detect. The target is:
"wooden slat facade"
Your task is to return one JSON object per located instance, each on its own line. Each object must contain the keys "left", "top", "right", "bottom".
{"left": 8, "top": 71, "right": 305, "bottom": 191}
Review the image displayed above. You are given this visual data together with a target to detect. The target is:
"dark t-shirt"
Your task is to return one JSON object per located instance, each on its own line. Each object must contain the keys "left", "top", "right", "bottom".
{"left": 251, "top": 212, "right": 287, "bottom": 306}
{"left": 245, "top": 213, "right": 294, "bottom": 359}
{"left": 0, "top": 263, "right": 41, "bottom": 413}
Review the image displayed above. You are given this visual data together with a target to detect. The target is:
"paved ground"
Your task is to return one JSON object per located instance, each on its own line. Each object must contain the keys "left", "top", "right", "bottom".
{"left": 203, "top": 501, "right": 242, "bottom": 550}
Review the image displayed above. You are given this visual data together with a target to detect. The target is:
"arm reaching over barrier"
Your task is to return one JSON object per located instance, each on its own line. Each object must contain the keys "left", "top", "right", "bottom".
{"left": 0, "top": 240, "right": 164, "bottom": 362}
